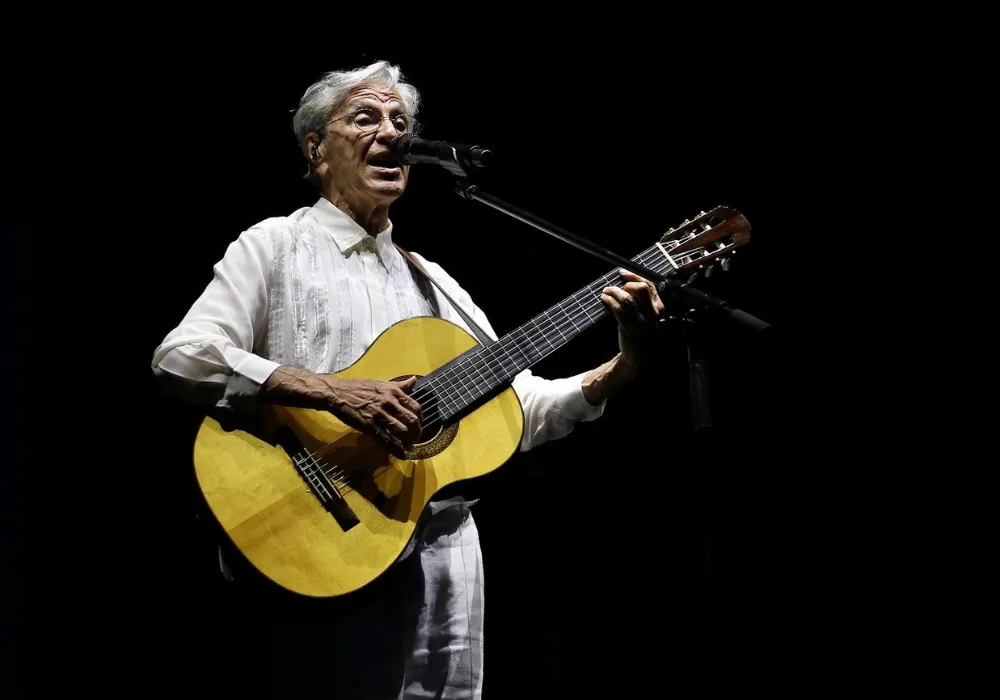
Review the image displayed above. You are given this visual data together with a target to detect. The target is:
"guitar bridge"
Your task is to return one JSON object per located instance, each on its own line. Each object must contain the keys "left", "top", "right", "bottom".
{"left": 274, "top": 427, "right": 360, "bottom": 532}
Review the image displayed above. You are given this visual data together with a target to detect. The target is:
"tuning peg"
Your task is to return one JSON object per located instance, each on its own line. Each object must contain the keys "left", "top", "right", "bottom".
{"left": 720, "top": 257, "right": 731, "bottom": 272}
{"left": 688, "top": 271, "right": 699, "bottom": 283}
{"left": 699, "top": 210, "right": 706, "bottom": 216}
{"left": 705, "top": 264, "right": 714, "bottom": 278}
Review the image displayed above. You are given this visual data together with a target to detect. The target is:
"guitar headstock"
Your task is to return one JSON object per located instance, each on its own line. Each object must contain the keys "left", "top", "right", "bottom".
{"left": 660, "top": 206, "right": 751, "bottom": 281}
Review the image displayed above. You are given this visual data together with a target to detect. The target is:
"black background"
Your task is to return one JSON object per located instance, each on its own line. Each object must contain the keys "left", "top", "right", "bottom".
{"left": 8, "top": 25, "right": 980, "bottom": 698}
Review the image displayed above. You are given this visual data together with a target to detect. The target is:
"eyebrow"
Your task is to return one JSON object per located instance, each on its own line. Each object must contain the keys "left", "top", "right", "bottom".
{"left": 345, "top": 98, "right": 407, "bottom": 113}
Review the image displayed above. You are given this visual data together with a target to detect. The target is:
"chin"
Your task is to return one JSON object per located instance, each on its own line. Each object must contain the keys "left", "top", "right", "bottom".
{"left": 367, "top": 180, "right": 407, "bottom": 201}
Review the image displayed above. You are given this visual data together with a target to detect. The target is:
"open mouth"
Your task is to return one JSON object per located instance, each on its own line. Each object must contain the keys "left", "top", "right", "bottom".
{"left": 367, "top": 153, "right": 401, "bottom": 170}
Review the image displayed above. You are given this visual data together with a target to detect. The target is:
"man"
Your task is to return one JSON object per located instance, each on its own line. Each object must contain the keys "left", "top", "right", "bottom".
{"left": 151, "top": 59, "right": 665, "bottom": 699}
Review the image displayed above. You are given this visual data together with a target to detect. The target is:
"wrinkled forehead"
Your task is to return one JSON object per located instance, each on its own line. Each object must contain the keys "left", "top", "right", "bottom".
{"left": 338, "top": 82, "right": 406, "bottom": 112}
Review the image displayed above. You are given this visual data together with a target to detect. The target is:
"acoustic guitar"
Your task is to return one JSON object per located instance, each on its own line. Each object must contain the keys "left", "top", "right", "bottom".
{"left": 193, "top": 206, "right": 751, "bottom": 598}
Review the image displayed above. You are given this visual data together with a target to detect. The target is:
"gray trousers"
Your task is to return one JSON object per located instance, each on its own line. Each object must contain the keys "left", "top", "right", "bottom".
{"left": 262, "top": 503, "right": 485, "bottom": 699}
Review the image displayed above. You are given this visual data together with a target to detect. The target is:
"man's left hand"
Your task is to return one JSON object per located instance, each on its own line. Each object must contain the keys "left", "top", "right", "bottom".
{"left": 600, "top": 269, "right": 666, "bottom": 376}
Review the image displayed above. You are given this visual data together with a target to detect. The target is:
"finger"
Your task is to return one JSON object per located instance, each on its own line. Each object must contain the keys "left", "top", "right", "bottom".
{"left": 601, "top": 293, "right": 644, "bottom": 326}
{"left": 599, "top": 291, "right": 624, "bottom": 316}
{"left": 621, "top": 270, "right": 663, "bottom": 304}
{"left": 375, "top": 407, "right": 411, "bottom": 439}
{"left": 392, "top": 403, "right": 422, "bottom": 444}
{"left": 374, "top": 418, "right": 413, "bottom": 453}
{"left": 639, "top": 277, "right": 664, "bottom": 312}
{"left": 623, "top": 281, "right": 662, "bottom": 316}
{"left": 393, "top": 387, "right": 423, "bottom": 418}
{"left": 343, "top": 412, "right": 407, "bottom": 455}
{"left": 619, "top": 269, "right": 659, "bottom": 302}
{"left": 651, "top": 292, "right": 665, "bottom": 315}
{"left": 392, "top": 404, "right": 421, "bottom": 429}
{"left": 619, "top": 269, "right": 654, "bottom": 285}
{"left": 372, "top": 424, "right": 408, "bottom": 458}
{"left": 393, "top": 375, "right": 418, "bottom": 390}
{"left": 602, "top": 287, "right": 638, "bottom": 314}
{"left": 623, "top": 281, "right": 650, "bottom": 299}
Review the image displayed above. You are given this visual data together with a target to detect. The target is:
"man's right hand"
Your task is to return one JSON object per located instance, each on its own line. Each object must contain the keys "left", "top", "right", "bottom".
{"left": 324, "top": 375, "right": 423, "bottom": 454}
{"left": 261, "top": 366, "right": 423, "bottom": 456}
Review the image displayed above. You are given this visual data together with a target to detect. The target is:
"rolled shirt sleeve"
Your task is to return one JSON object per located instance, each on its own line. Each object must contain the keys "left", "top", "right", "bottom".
{"left": 511, "top": 368, "right": 605, "bottom": 452}
{"left": 150, "top": 226, "right": 281, "bottom": 411}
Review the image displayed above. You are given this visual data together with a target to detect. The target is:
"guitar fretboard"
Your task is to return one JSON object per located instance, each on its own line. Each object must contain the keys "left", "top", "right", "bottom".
{"left": 415, "top": 242, "right": 675, "bottom": 422}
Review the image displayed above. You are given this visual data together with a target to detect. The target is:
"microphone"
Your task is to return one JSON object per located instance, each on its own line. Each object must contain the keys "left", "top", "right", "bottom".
{"left": 388, "top": 133, "right": 493, "bottom": 176}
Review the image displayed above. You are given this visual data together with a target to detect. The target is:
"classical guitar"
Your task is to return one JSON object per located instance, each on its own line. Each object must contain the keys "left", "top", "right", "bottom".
{"left": 193, "top": 206, "right": 751, "bottom": 598}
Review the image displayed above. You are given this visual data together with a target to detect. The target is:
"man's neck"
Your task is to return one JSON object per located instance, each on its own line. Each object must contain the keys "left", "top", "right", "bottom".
{"left": 323, "top": 190, "right": 389, "bottom": 237}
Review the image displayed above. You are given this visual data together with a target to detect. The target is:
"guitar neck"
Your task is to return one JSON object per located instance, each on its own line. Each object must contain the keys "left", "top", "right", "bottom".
{"left": 420, "top": 242, "right": 673, "bottom": 421}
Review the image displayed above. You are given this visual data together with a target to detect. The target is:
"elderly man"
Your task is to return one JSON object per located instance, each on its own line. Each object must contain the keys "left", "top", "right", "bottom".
{"left": 152, "top": 60, "right": 664, "bottom": 699}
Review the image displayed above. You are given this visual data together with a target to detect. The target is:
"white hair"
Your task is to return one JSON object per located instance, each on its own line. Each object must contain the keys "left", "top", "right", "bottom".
{"left": 292, "top": 60, "right": 421, "bottom": 186}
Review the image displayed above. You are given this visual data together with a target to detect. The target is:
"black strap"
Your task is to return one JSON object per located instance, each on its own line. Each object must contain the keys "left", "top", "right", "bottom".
{"left": 396, "top": 245, "right": 495, "bottom": 347}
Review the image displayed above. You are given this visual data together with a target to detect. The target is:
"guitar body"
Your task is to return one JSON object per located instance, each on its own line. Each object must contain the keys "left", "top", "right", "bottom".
{"left": 192, "top": 316, "right": 524, "bottom": 599}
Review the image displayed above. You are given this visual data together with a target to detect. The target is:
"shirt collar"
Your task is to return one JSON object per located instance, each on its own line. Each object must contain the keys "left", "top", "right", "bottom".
{"left": 308, "top": 197, "right": 395, "bottom": 259}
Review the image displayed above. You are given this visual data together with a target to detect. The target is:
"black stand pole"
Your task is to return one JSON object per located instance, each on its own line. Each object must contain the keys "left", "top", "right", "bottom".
{"left": 680, "top": 311, "right": 721, "bottom": 629}
{"left": 449, "top": 174, "right": 768, "bottom": 632}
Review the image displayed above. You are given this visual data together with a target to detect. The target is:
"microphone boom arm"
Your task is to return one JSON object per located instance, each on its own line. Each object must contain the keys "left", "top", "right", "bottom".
{"left": 453, "top": 180, "right": 768, "bottom": 331}
{"left": 455, "top": 181, "right": 666, "bottom": 284}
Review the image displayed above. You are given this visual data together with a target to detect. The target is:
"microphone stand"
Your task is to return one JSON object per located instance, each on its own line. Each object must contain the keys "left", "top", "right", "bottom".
{"left": 450, "top": 174, "right": 770, "bottom": 634}
{"left": 452, "top": 180, "right": 769, "bottom": 333}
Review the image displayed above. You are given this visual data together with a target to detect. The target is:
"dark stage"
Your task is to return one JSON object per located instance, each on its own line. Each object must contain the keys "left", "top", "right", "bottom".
{"left": 10, "top": 34, "right": 978, "bottom": 697}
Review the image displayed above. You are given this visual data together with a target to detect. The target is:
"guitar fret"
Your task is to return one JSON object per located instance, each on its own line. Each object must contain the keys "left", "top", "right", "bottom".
{"left": 483, "top": 347, "right": 509, "bottom": 382}
{"left": 449, "top": 356, "right": 475, "bottom": 411}
{"left": 490, "top": 338, "right": 520, "bottom": 379}
{"left": 456, "top": 352, "right": 498, "bottom": 412}
{"left": 547, "top": 310, "right": 570, "bottom": 342}
{"left": 503, "top": 338, "right": 522, "bottom": 375}
{"left": 535, "top": 317, "right": 558, "bottom": 352}
{"left": 564, "top": 300, "right": 587, "bottom": 331}
{"left": 432, "top": 244, "right": 673, "bottom": 423}
{"left": 453, "top": 365, "right": 477, "bottom": 408}
{"left": 464, "top": 352, "right": 493, "bottom": 389}
{"left": 516, "top": 325, "right": 543, "bottom": 363}
{"left": 426, "top": 374, "right": 460, "bottom": 417}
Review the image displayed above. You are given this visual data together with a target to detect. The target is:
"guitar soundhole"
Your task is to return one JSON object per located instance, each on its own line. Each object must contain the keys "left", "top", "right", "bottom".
{"left": 390, "top": 374, "right": 459, "bottom": 459}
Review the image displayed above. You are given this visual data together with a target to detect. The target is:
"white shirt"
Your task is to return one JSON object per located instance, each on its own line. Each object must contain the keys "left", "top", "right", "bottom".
{"left": 151, "top": 197, "right": 605, "bottom": 453}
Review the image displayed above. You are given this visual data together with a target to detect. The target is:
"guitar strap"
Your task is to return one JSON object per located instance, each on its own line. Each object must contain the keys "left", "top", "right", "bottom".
{"left": 395, "top": 244, "right": 496, "bottom": 347}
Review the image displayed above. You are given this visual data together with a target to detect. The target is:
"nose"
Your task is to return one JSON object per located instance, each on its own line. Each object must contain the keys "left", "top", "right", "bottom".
{"left": 374, "top": 117, "right": 400, "bottom": 143}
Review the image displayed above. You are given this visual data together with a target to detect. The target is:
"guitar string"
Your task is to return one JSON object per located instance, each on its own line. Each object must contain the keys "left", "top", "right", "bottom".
{"left": 300, "top": 244, "right": 673, "bottom": 483}
{"left": 403, "top": 246, "right": 675, "bottom": 433}
{"left": 408, "top": 245, "right": 675, "bottom": 416}
{"left": 299, "top": 245, "right": 681, "bottom": 487}
{"left": 406, "top": 244, "right": 672, "bottom": 408}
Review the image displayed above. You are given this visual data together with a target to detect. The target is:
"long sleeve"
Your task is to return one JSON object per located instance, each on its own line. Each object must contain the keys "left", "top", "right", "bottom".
{"left": 510, "top": 368, "right": 604, "bottom": 452}
{"left": 409, "top": 253, "right": 606, "bottom": 453}
{"left": 150, "top": 226, "right": 281, "bottom": 411}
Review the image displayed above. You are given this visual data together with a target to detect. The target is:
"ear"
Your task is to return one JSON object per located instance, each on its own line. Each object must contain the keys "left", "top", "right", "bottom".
{"left": 306, "top": 132, "right": 323, "bottom": 163}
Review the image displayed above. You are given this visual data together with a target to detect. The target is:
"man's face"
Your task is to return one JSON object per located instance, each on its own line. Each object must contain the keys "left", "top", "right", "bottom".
{"left": 319, "top": 83, "right": 411, "bottom": 210}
